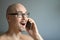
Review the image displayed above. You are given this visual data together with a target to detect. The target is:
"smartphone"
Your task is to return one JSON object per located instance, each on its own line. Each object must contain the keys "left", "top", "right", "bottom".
{"left": 26, "top": 20, "right": 32, "bottom": 29}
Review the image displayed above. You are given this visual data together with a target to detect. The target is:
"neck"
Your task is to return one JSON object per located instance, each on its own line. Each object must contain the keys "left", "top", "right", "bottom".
{"left": 6, "top": 25, "right": 21, "bottom": 36}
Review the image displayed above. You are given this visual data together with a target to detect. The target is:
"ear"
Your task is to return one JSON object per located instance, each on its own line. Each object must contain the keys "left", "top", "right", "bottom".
{"left": 7, "top": 15, "right": 11, "bottom": 22}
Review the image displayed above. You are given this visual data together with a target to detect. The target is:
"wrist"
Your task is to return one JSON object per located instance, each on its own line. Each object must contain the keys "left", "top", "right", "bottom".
{"left": 33, "top": 33, "right": 43, "bottom": 40}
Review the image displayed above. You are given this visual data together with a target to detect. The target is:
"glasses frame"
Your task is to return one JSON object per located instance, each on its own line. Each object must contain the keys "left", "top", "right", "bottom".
{"left": 8, "top": 12, "right": 30, "bottom": 18}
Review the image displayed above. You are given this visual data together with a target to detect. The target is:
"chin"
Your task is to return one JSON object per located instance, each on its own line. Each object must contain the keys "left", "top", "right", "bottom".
{"left": 20, "top": 27, "right": 26, "bottom": 32}
{"left": 19, "top": 24, "right": 26, "bottom": 32}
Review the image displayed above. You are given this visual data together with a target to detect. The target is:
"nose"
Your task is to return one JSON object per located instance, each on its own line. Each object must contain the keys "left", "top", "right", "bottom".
{"left": 21, "top": 15, "right": 25, "bottom": 20}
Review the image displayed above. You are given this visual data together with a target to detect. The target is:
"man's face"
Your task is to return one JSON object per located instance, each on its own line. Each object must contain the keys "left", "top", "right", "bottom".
{"left": 15, "top": 11, "right": 29, "bottom": 31}
{"left": 7, "top": 4, "right": 29, "bottom": 31}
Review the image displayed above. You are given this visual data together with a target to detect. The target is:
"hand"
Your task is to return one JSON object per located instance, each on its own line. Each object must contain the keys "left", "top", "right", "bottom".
{"left": 26, "top": 18, "right": 43, "bottom": 40}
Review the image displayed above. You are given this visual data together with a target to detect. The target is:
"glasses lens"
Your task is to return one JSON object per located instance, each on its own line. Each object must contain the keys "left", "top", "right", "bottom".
{"left": 8, "top": 12, "right": 30, "bottom": 18}
{"left": 17, "top": 13, "right": 30, "bottom": 18}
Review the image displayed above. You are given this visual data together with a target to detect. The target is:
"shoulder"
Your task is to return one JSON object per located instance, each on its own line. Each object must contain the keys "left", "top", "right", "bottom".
{"left": 20, "top": 33, "right": 34, "bottom": 40}
{"left": 0, "top": 34, "right": 7, "bottom": 40}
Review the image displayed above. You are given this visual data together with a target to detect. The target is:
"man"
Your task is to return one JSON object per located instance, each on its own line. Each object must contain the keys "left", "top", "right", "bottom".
{"left": 0, "top": 3, "right": 43, "bottom": 40}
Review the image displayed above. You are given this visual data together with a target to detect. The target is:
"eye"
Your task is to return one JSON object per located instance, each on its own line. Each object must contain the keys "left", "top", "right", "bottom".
{"left": 17, "top": 14, "right": 22, "bottom": 18}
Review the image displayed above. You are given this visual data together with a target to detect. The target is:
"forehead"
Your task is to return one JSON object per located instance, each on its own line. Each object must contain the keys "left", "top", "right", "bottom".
{"left": 7, "top": 3, "right": 27, "bottom": 14}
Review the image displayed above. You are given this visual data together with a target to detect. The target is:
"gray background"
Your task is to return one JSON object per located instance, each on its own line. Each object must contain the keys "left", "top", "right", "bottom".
{"left": 0, "top": 0, "right": 60, "bottom": 40}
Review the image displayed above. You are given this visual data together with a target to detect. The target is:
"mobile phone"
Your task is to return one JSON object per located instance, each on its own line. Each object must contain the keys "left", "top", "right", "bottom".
{"left": 26, "top": 20, "right": 32, "bottom": 29}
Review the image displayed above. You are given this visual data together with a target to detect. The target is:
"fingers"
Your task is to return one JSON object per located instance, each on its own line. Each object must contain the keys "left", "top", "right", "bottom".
{"left": 28, "top": 18, "right": 39, "bottom": 33}
{"left": 28, "top": 18, "right": 35, "bottom": 23}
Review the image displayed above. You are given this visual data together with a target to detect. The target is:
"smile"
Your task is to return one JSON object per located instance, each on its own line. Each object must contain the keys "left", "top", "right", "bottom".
{"left": 20, "top": 22, "right": 26, "bottom": 26}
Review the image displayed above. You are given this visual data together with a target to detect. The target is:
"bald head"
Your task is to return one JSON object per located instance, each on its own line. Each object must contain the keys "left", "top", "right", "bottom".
{"left": 6, "top": 3, "right": 27, "bottom": 15}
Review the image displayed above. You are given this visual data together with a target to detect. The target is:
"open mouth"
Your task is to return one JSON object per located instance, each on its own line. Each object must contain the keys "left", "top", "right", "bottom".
{"left": 20, "top": 23, "right": 26, "bottom": 26}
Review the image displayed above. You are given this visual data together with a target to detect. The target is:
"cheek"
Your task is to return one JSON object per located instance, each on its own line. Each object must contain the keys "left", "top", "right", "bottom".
{"left": 26, "top": 18, "right": 28, "bottom": 22}
{"left": 25, "top": 17, "right": 29, "bottom": 21}
{"left": 16, "top": 17, "right": 28, "bottom": 22}
{"left": 11, "top": 18, "right": 20, "bottom": 23}
{"left": 24, "top": 17, "right": 28, "bottom": 20}
{"left": 16, "top": 18, "right": 21, "bottom": 22}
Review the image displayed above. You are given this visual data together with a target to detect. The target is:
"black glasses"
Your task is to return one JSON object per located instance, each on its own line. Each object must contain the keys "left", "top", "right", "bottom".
{"left": 8, "top": 12, "right": 30, "bottom": 18}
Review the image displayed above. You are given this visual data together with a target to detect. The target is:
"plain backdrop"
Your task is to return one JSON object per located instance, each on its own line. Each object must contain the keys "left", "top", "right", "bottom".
{"left": 0, "top": 0, "right": 60, "bottom": 40}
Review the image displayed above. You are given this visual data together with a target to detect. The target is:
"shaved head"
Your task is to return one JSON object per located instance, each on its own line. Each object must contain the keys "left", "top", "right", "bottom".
{"left": 6, "top": 3, "right": 27, "bottom": 15}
